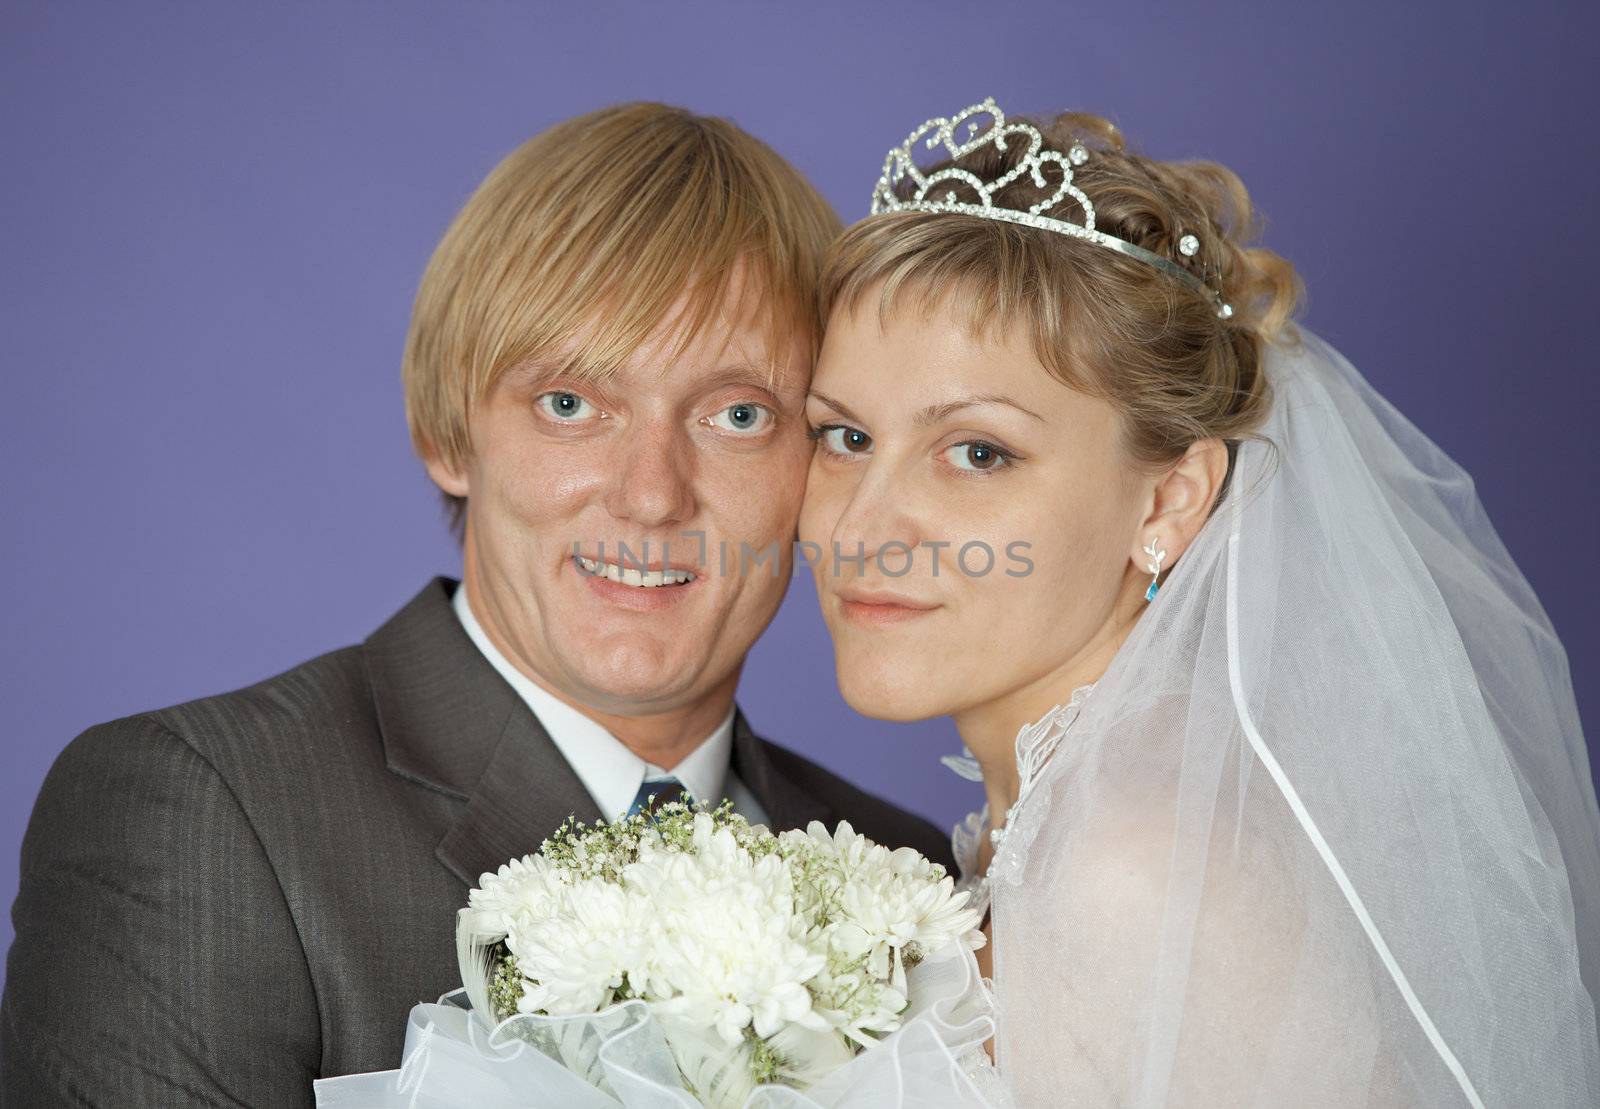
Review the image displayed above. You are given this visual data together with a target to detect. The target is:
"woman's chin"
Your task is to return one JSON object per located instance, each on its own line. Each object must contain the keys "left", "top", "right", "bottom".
{"left": 835, "top": 664, "right": 948, "bottom": 723}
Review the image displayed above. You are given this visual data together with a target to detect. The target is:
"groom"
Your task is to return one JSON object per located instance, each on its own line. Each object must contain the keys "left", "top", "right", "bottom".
{"left": 2, "top": 103, "right": 951, "bottom": 1106}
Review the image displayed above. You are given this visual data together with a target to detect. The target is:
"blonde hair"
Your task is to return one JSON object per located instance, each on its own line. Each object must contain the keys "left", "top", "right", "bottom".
{"left": 822, "top": 110, "right": 1301, "bottom": 476}
{"left": 403, "top": 102, "right": 841, "bottom": 534}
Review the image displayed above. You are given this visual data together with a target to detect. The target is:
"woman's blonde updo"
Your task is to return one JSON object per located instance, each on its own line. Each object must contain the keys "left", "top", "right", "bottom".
{"left": 821, "top": 110, "right": 1303, "bottom": 473}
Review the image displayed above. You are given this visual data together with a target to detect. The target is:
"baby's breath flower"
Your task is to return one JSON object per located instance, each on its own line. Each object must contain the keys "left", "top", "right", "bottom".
{"left": 487, "top": 949, "right": 523, "bottom": 1022}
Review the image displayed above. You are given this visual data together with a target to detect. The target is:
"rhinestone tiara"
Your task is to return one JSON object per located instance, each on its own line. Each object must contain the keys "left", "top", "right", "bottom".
{"left": 870, "top": 97, "right": 1234, "bottom": 320}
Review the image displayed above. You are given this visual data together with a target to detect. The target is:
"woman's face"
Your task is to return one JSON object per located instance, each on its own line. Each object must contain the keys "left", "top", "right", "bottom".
{"left": 798, "top": 293, "right": 1151, "bottom": 723}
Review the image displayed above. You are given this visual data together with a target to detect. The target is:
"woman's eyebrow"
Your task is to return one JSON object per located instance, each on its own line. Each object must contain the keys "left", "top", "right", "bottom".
{"left": 806, "top": 390, "right": 866, "bottom": 423}
{"left": 915, "top": 394, "right": 1045, "bottom": 425}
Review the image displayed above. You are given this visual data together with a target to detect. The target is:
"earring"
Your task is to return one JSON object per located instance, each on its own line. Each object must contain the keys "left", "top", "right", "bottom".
{"left": 1142, "top": 537, "right": 1167, "bottom": 602}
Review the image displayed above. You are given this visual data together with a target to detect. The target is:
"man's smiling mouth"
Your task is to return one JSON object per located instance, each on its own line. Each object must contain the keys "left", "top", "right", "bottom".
{"left": 573, "top": 554, "right": 698, "bottom": 588}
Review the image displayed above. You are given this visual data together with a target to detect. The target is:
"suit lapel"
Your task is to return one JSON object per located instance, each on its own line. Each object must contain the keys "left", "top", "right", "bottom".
{"left": 730, "top": 707, "right": 835, "bottom": 833}
{"left": 433, "top": 709, "right": 604, "bottom": 887}
{"left": 364, "top": 579, "right": 835, "bottom": 882}
{"left": 364, "top": 578, "right": 602, "bottom": 887}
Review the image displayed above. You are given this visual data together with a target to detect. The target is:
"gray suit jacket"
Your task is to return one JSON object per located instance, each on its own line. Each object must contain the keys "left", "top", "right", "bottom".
{"left": 2, "top": 578, "right": 952, "bottom": 1107}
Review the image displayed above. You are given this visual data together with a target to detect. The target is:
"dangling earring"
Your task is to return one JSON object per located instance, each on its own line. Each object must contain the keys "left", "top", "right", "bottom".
{"left": 1142, "top": 537, "right": 1167, "bottom": 602}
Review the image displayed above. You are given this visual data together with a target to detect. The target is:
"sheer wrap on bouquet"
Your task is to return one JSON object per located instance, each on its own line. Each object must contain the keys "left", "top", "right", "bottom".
{"left": 313, "top": 941, "right": 1006, "bottom": 1108}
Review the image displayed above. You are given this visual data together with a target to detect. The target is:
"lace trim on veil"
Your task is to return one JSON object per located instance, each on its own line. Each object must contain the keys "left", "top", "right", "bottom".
{"left": 946, "top": 682, "right": 1097, "bottom": 914}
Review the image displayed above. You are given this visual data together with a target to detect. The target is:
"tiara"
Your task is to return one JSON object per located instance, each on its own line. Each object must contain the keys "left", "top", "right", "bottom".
{"left": 870, "top": 97, "right": 1234, "bottom": 320}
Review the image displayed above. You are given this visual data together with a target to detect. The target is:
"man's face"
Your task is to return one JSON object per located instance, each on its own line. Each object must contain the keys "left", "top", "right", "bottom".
{"left": 430, "top": 291, "right": 813, "bottom": 717}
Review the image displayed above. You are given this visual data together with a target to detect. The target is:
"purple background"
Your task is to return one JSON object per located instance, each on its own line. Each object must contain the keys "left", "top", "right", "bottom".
{"left": 3, "top": 1, "right": 1597, "bottom": 978}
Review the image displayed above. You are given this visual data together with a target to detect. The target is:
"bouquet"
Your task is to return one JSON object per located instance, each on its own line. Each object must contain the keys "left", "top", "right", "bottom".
{"left": 314, "top": 802, "right": 1003, "bottom": 1107}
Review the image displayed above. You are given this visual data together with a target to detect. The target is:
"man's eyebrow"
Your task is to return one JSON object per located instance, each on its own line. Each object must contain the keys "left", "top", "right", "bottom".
{"left": 913, "top": 394, "right": 1045, "bottom": 425}
{"left": 504, "top": 361, "right": 786, "bottom": 399}
{"left": 695, "top": 362, "right": 784, "bottom": 393}
{"left": 505, "top": 360, "right": 571, "bottom": 386}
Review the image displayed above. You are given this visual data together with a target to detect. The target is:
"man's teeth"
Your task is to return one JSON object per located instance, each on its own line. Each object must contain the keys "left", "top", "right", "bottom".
{"left": 575, "top": 554, "right": 696, "bottom": 587}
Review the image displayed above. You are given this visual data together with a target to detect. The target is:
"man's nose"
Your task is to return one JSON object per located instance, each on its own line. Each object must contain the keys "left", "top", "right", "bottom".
{"left": 600, "top": 418, "right": 697, "bottom": 527}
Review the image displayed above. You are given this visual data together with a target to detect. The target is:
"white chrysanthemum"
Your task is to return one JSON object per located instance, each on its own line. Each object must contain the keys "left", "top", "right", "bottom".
{"left": 465, "top": 853, "right": 567, "bottom": 934}
{"left": 630, "top": 814, "right": 828, "bottom": 1044}
{"left": 808, "top": 959, "right": 909, "bottom": 1044}
{"left": 816, "top": 823, "right": 983, "bottom": 988}
{"left": 506, "top": 876, "right": 654, "bottom": 1015}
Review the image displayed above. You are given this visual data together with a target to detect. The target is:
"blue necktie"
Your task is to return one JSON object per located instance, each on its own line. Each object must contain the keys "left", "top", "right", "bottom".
{"left": 626, "top": 776, "right": 691, "bottom": 819}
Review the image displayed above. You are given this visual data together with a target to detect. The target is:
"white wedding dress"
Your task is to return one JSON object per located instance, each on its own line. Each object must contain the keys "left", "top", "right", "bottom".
{"left": 942, "top": 330, "right": 1600, "bottom": 1106}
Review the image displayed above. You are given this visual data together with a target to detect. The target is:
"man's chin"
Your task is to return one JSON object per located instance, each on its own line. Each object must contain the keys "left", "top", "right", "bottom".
{"left": 556, "top": 648, "right": 713, "bottom": 713}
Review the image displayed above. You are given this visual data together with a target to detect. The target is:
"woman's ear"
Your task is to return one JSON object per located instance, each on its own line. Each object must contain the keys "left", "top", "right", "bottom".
{"left": 419, "top": 437, "right": 470, "bottom": 498}
{"left": 1129, "top": 438, "right": 1229, "bottom": 571}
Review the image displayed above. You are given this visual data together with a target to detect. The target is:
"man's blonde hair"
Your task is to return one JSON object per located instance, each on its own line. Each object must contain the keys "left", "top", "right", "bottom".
{"left": 402, "top": 102, "right": 841, "bottom": 534}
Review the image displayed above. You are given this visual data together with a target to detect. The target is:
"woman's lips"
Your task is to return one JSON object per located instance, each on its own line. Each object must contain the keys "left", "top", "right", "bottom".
{"left": 836, "top": 593, "right": 940, "bottom": 626}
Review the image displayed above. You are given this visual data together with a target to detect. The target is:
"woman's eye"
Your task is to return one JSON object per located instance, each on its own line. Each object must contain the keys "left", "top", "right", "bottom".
{"left": 537, "top": 391, "right": 596, "bottom": 420}
{"left": 943, "top": 440, "right": 1012, "bottom": 473}
{"left": 707, "top": 402, "right": 772, "bottom": 434}
{"left": 812, "top": 424, "right": 873, "bottom": 456}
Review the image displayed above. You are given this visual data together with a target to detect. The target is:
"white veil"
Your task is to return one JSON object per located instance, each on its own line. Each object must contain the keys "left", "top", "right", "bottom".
{"left": 989, "top": 330, "right": 1600, "bottom": 1105}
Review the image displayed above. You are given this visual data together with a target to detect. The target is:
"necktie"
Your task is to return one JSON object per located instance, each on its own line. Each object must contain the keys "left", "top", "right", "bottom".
{"left": 626, "top": 776, "right": 691, "bottom": 819}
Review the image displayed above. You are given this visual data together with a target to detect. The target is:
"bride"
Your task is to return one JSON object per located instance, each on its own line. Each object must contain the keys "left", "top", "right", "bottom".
{"left": 798, "top": 98, "right": 1600, "bottom": 1105}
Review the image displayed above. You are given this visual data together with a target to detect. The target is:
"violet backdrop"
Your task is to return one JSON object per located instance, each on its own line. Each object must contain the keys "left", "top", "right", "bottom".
{"left": 3, "top": 1, "right": 1597, "bottom": 977}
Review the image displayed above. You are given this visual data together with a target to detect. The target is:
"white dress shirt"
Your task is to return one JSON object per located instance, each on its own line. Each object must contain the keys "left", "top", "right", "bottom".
{"left": 451, "top": 583, "right": 768, "bottom": 825}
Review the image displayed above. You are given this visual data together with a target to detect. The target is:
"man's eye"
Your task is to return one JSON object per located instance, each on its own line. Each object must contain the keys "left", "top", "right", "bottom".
{"left": 707, "top": 402, "right": 772, "bottom": 434}
{"left": 537, "top": 391, "right": 595, "bottom": 420}
{"left": 811, "top": 424, "right": 873, "bottom": 456}
{"left": 942, "top": 440, "right": 1013, "bottom": 473}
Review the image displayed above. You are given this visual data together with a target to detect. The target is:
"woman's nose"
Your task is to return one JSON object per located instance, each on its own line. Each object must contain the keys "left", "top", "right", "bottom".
{"left": 820, "top": 459, "right": 930, "bottom": 581}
